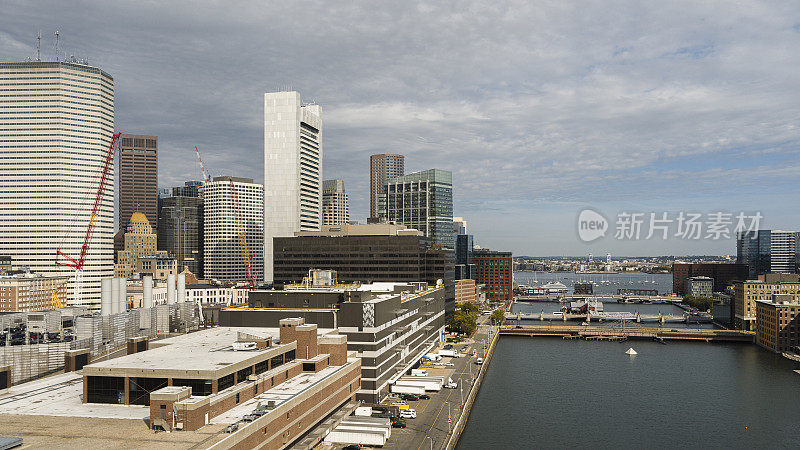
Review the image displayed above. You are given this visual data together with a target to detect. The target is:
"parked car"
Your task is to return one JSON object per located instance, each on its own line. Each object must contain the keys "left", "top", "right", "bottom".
{"left": 224, "top": 423, "right": 238, "bottom": 433}
{"left": 444, "top": 382, "right": 458, "bottom": 389}
{"left": 400, "top": 394, "right": 419, "bottom": 401}
{"left": 419, "top": 394, "right": 430, "bottom": 400}
{"left": 400, "top": 409, "right": 417, "bottom": 419}
{"left": 445, "top": 363, "right": 455, "bottom": 367}
{"left": 343, "top": 445, "right": 362, "bottom": 450}
{"left": 391, "top": 418, "right": 407, "bottom": 428}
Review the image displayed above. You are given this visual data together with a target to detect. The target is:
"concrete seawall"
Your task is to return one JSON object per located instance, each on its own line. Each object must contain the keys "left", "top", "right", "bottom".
{"left": 446, "top": 325, "right": 500, "bottom": 450}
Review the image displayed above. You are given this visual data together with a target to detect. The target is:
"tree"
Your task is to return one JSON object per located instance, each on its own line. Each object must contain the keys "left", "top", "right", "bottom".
{"left": 448, "top": 303, "right": 479, "bottom": 335}
{"left": 490, "top": 308, "right": 505, "bottom": 325}
{"left": 683, "top": 295, "right": 712, "bottom": 312}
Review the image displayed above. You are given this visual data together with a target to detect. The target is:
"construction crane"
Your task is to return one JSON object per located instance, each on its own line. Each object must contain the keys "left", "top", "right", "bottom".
{"left": 55, "top": 132, "right": 122, "bottom": 307}
{"left": 195, "top": 146, "right": 210, "bottom": 184}
{"left": 229, "top": 180, "right": 256, "bottom": 290}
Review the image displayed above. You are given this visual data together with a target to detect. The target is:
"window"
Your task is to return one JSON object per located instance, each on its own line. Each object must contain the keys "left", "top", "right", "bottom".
{"left": 86, "top": 376, "right": 125, "bottom": 404}
{"left": 236, "top": 393, "right": 240, "bottom": 404}
{"left": 217, "top": 373, "right": 235, "bottom": 391}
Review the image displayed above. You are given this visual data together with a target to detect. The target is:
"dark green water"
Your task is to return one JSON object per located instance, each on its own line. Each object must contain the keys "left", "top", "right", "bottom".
{"left": 457, "top": 337, "right": 800, "bottom": 449}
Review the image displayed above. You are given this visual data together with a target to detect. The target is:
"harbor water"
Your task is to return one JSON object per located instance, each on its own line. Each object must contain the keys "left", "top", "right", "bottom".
{"left": 456, "top": 337, "right": 800, "bottom": 449}
{"left": 514, "top": 271, "right": 673, "bottom": 295}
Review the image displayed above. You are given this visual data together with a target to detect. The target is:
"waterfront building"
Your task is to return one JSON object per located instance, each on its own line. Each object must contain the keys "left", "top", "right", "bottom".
{"left": 455, "top": 278, "right": 476, "bottom": 303}
{"left": 264, "top": 91, "right": 323, "bottom": 283}
{"left": 114, "top": 213, "right": 169, "bottom": 279}
{"left": 202, "top": 176, "right": 264, "bottom": 283}
{"left": 221, "top": 279, "right": 445, "bottom": 402}
{"left": 737, "top": 230, "right": 799, "bottom": 278}
{"left": 733, "top": 277, "right": 800, "bottom": 331}
{"left": 0, "top": 272, "right": 69, "bottom": 312}
{"left": 671, "top": 263, "right": 749, "bottom": 296}
{"left": 271, "top": 223, "right": 455, "bottom": 314}
{"left": 322, "top": 179, "right": 349, "bottom": 225}
{"left": 755, "top": 294, "right": 800, "bottom": 353}
{"left": 686, "top": 276, "right": 713, "bottom": 298}
{"left": 157, "top": 192, "right": 203, "bottom": 277}
{"left": 118, "top": 134, "right": 158, "bottom": 229}
{"left": 380, "top": 169, "right": 454, "bottom": 249}
{"left": 473, "top": 249, "right": 513, "bottom": 303}
{"left": 369, "top": 153, "right": 404, "bottom": 221}
{"left": 0, "top": 61, "right": 115, "bottom": 308}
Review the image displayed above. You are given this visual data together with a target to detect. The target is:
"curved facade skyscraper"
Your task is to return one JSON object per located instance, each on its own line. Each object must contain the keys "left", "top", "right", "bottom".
{"left": 0, "top": 61, "right": 115, "bottom": 309}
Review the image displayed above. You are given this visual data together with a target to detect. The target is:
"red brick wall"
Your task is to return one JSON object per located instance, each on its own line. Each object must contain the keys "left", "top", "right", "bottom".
{"left": 318, "top": 342, "right": 347, "bottom": 366}
{"left": 228, "top": 362, "right": 361, "bottom": 450}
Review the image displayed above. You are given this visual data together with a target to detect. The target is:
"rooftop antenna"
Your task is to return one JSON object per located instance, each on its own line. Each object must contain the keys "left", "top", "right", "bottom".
{"left": 54, "top": 30, "right": 60, "bottom": 61}
{"left": 36, "top": 31, "right": 41, "bottom": 61}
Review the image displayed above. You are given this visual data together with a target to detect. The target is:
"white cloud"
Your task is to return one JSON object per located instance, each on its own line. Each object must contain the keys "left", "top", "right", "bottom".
{"left": 2, "top": 0, "right": 798, "bottom": 254}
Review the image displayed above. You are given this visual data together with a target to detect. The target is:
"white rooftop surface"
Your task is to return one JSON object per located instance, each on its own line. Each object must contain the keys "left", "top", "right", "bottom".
{"left": 86, "top": 327, "right": 283, "bottom": 371}
{"left": 0, "top": 372, "right": 148, "bottom": 419}
{"left": 210, "top": 363, "right": 345, "bottom": 425}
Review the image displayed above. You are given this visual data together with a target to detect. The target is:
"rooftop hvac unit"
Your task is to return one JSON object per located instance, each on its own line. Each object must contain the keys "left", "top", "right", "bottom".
{"left": 232, "top": 341, "right": 257, "bottom": 351}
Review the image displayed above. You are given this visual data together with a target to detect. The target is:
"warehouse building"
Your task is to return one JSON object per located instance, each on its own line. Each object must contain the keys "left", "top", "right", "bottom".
{"left": 220, "top": 277, "right": 445, "bottom": 402}
{"left": 0, "top": 322, "right": 360, "bottom": 449}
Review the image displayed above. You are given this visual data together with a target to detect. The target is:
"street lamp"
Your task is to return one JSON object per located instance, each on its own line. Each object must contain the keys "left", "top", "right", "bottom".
{"left": 427, "top": 436, "right": 434, "bottom": 450}
{"left": 447, "top": 401, "right": 451, "bottom": 434}
{"left": 460, "top": 378, "right": 463, "bottom": 405}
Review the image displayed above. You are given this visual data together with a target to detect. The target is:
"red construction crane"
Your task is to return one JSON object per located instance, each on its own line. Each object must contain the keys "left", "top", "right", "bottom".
{"left": 229, "top": 179, "right": 256, "bottom": 290}
{"left": 195, "top": 146, "right": 210, "bottom": 184}
{"left": 55, "top": 132, "right": 121, "bottom": 304}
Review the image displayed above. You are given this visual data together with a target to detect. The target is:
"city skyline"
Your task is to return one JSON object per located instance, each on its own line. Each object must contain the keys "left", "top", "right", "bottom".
{"left": 2, "top": 2, "right": 798, "bottom": 256}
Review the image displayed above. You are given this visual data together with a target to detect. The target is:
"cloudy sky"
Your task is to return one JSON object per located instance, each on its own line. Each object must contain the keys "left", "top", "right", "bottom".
{"left": 2, "top": 1, "right": 799, "bottom": 256}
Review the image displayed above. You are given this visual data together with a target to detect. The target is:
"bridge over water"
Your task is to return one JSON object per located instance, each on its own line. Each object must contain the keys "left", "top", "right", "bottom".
{"left": 506, "top": 311, "right": 712, "bottom": 324}
{"left": 500, "top": 324, "right": 754, "bottom": 343}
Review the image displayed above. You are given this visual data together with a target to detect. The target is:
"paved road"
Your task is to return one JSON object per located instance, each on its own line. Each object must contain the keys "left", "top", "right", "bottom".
{"left": 384, "top": 315, "right": 492, "bottom": 450}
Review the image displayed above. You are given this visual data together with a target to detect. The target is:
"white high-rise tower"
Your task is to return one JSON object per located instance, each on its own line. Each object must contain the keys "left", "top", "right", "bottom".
{"left": 0, "top": 61, "right": 115, "bottom": 308}
{"left": 263, "top": 91, "right": 322, "bottom": 283}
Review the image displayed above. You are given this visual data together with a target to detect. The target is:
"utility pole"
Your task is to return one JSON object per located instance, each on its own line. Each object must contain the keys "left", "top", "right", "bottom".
{"left": 460, "top": 378, "right": 463, "bottom": 405}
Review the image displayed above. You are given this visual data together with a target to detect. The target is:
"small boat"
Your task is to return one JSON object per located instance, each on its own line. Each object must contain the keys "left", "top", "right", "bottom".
{"left": 625, "top": 348, "right": 637, "bottom": 355}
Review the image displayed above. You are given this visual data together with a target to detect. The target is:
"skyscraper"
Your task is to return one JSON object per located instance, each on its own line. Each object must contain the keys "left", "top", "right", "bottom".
{"left": 322, "top": 179, "right": 349, "bottom": 225}
{"left": 118, "top": 134, "right": 157, "bottom": 229}
{"left": 453, "top": 217, "right": 467, "bottom": 235}
{"left": 370, "top": 154, "right": 404, "bottom": 220}
{"left": 158, "top": 184, "right": 203, "bottom": 277}
{"left": 737, "top": 230, "right": 799, "bottom": 277}
{"left": 0, "top": 61, "right": 115, "bottom": 308}
{"left": 381, "top": 169, "right": 454, "bottom": 249}
{"left": 263, "top": 91, "right": 322, "bottom": 283}
{"left": 203, "top": 176, "right": 264, "bottom": 283}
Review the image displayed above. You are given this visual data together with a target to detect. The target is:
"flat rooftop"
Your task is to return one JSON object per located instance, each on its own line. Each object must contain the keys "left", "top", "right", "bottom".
{"left": 85, "top": 327, "right": 282, "bottom": 372}
{"left": 210, "top": 362, "right": 351, "bottom": 425}
{"left": 0, "top": 372, "right": 146, "bottom": 419}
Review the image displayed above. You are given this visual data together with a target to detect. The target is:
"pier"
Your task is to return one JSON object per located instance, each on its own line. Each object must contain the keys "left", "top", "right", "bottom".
{"left": 500, "top": 324, "right": 754, "bottom": 343}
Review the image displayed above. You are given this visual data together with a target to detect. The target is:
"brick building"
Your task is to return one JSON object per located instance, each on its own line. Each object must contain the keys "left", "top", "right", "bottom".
{"left": 672, "top": 263, "right": 749, "bottom": 296}
{"left": 733, "top": 277, "right": 800, "bottom": 331}
{"left": 80, "top": 322, "right": 360, "bottom": 446}
{"left": 0, "top": 273, "right": 69, "bottom": 312}
{"left": 755, "top": 295, "right": 800, "bottom": 353}
{"left": 473, "top": 249, "right": 513, "bottom": 303}
{"left": 455, "top": 278, "right": 476, "bottom": 303}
